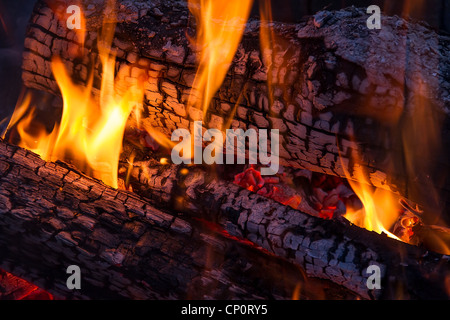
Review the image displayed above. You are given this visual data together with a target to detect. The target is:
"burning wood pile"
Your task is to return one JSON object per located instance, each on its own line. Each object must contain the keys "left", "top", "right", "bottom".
{"left": 0, "top": 0, "right": 449, "bottom": 300}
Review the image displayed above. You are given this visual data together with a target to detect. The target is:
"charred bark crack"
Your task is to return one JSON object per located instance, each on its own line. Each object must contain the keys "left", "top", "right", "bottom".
{"left": 120, "top": 157, "right": 450, "bottom": 299}
{"left": 21, "top": 1, "right": 450, "bottom": 218}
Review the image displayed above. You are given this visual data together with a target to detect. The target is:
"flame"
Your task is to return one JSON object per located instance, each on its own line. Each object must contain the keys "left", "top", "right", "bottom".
{"left": 2, "top": 91, "right": 33, "bottom": 139}
{"left": 396, "top": 80, "right": 449, "bottom": 252}
{"left": 342, "top": 68, "right": 450, "bottom": 249}
{"left": 124, "top": 151, "right": 135, "bottom": 191}
{"left": 187, "top": 0, "right": 253, "bottom": 116}
{"left": 400, "top": 0, "right": 425, "bottom": 20}
{"left": 14, "top": 106, "right": 57, "bottom": 158}
{"left": 291, "top": 282, "right": 302, "bottom": 300}
{"left": 7, "top": 0, "right": 143, "bottom": 189}
{"left": 400, "top": 81, "right": 444, "bottom": 218}
{"left": 141, "top": 121, "right": 176, "bottom": 150}
{"left": 258, "top": 0, "right": 275, "bottom": 108}
{"left": 342, "top": 157, "right": 402, "bottom": 241}
{"left": 341, "top": 86, "right": 450, "bottom": 250}
{"left": 0, "top": 12, "right": 8, "bottom": 36}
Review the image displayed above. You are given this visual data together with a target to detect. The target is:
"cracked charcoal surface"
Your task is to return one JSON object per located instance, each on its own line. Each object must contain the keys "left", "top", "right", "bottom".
{"left": 1, "top": 139, "right": 352, "bottom": 300}
{"left": 21, "top": 1, "right": 450, "bottom": 219}
{"left": 121, "top": 158, "right": 450, "bottom": 299}
{"left": 3, "top": 0, "right": 450, "bottom": 299}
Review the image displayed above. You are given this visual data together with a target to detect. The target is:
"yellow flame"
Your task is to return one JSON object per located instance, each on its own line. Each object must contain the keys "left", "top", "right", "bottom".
{"left": 8, "top": 0, "right": 143, "bottom": 189}
{"left": 14, "top": 108, "right": 56, "bottom": 159}
{"left": 187, "top": 0, "right": 253, "bottom": 116}
{"left": 398, "top": 80, "right": 449, "bottom": 253}
{"left": 2, "top": 91, "right": 33, "bottom": 140}
{"left": 342, "top": 159, "right": 402, "bottom": 241}
{"left": 124, "top": 151, "right": 135, "bottom": 190}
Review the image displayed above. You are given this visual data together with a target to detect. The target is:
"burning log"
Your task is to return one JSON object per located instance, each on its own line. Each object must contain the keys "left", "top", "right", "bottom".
{"left": 21, "top": 0, "right": 450, "bottom": 220}
{"left": 119, "top": 156, "right": 450, "bottom": 299}
{"left": 8, "top": 0, "right": 450, "bottom": 300}
{"left": 0, "top": 138, "right": 362, "bottom": 300}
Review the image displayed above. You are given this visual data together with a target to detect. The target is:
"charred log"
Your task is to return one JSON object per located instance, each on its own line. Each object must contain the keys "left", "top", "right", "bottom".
{"left": 21, "top": 0, "right": 450, "bottom": 221}
{"left": 119, "top": 156, "right": 450, "bottom": 300}
{"left": 0, "top": 138, "right": 362, "bottom": 300}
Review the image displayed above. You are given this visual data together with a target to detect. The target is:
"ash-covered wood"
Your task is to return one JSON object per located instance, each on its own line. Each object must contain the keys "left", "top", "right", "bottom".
{"left": 119, "top": 156, "right": 450, "bottom": 300}
{"left": 0, "top": 138, "right": 361, "bottom": 300}
{"left": 21, "top": 0, "right": 450, "bottom": 220}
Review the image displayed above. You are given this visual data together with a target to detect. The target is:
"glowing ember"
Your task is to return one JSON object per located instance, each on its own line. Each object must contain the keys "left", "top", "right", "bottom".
{"left": 0, "top": 268, "right": 53, "bottom": 300}
{"left": 234, "top": 166, "right": 265, "bottom": 192}
{"left": 234, "top": 166, "right": 303, "bottom": 210}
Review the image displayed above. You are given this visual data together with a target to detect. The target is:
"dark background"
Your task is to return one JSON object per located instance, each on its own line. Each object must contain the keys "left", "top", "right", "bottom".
{"left": 0, "top": 0, "right": 449, "bottom": 123}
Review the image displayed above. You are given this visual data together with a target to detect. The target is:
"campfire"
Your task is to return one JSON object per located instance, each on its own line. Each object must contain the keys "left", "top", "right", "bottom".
{"left": 0, "top": 0, "right": 449, "bottom": 300}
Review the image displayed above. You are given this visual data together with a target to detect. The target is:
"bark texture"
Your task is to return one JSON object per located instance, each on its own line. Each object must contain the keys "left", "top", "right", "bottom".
{"left": 119, "top": 156, "right": 450, "bottom": 300}
{"left": 0, "top": 136, "right": 448, "bottom": 299}
{"left": 0, "top": 138, "right": 361, "bottom": 300}
{"left": 21, "top": 0, "right": 450, "bottom": 220}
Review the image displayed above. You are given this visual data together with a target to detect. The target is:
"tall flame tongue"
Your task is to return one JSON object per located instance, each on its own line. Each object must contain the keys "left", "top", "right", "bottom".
{"left": 8, "top": 1, "right": 143, "bottom": 189}
{"left": 341, "top": 149, "right": 402, "bottom": 241}
{"left": 258, "top": 0, "right": 276, "bottom": 108}
{"left": 187, "top": 0, "right": 253, "bottom": 117}
{"left": 343, "top": 164, "right": 402, "bottom": 241}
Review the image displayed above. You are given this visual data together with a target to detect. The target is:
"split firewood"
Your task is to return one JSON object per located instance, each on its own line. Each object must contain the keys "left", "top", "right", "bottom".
{"left": 118, "top": 154, "right": 450, "bottom": 300}
{"left": 0, "top": 138, "right": 362, "bottom": 300}
{"left": 21, "top": 0, "right": 450, "bottom": 220}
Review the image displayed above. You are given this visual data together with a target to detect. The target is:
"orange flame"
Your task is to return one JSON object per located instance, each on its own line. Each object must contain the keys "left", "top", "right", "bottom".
{"left": 291, "top": 282, "right": 302, "bottom": 300}
{"left": 258, "top": 0, "right": 275, "bottom": 108}
{"left": 8, "top": 0, "right": 143, "bottom": 189}
{"left": 2, "top": 91, "right": 33, "bottom": 140}
{"left": 141, "top": 121, "right": 176, "bottom": 151}
{"left": 341, "top": 155, "right": 402, "bottom": 241}
{"left": 187, "top": 0, "right": 254, "bottom": 116}
{"left": 0, "top": 12, "right": 8, "bottom": 36}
